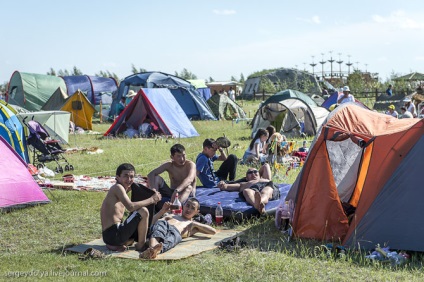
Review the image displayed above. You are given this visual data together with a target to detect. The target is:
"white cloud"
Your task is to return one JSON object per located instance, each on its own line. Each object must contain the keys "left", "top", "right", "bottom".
{"left": 415, "top": 56, "right": 424, "bottom": 61}
{"left": 372, "top": 10, "right": 424, "bottom": 29}
{"left": 296, "top": 15, "right": 321, "bottom": 24}
{"left": 212, "top": 9, "right": 236, "bottom": 16}
{"left": 311, "top": 16, "right": 321, "bottom": 24}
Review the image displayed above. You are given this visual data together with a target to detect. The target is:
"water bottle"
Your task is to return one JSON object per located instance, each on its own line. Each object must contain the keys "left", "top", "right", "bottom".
{"left": 171, "top": 192, "right": 182, "bottom": 216}
{"left": 281, "top": 201, "right": 290, "bottom": 231}
{"left": 215, "top": 202, "right": 223, "bottom": 225}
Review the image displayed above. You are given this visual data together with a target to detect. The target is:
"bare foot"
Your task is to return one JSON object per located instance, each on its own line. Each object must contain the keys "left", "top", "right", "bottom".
{"left": 150, "top": 243, "right": 163, "bottom": 259}
{"left": 140, "top": 243, "right": 163, "bottom": 259}
{"left": 106, "top": 244, "right": 127, "bottom": 252}
{"left": 254, "top": 192, "right": 266, "bottom": 214}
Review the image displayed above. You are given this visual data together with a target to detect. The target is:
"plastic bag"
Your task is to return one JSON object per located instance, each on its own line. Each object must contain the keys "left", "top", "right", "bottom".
{"left": 38, "top": 166, "right": 55, "bottom": 177}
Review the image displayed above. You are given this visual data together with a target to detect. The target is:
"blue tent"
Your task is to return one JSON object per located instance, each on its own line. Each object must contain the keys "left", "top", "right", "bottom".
{"left": 105, "top": 88, "right": 199, "bottom": 138}
{"left": 61, "top": 75, "right": 117, "bottom": 105}
{"left": 321, "top": 91, "right": 369, "bottom": 110}
{"left": 0, "top": 101, "right": 29, "bottom": 163}
{"left": 196, "top": 88, "right": 212, "bottom": 101}
{"left": 110, "top": 72, "right": 216, "bottom": 120}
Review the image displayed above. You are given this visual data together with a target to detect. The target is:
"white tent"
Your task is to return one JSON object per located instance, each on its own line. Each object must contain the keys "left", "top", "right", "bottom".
{"left": 17, "top": 111, "right": 71, "bottom": 144}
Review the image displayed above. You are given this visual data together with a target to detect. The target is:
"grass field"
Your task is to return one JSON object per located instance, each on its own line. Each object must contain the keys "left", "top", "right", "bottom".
{"left": 1, "top": 100, "right": 423, "bottom": 281}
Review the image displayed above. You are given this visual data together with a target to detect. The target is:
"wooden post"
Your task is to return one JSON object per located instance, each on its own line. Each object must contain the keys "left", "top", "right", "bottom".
{"left": 99, "top": 100, "right": 103, "bottom": 123}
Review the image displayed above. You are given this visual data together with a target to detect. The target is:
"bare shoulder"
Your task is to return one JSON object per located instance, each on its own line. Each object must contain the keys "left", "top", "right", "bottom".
{"left": 185, "top": 160, "right": 196, "bottom": 168}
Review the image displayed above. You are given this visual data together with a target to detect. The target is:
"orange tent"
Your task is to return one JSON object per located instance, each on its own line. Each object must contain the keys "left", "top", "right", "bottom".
{"left": 288, "top": 103, "right": 423, "bottom": 251}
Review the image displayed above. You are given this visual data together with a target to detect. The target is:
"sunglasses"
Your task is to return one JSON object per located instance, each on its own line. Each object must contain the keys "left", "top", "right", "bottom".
{"left": 247, "top": 170, "right": 259, "bottom": 175}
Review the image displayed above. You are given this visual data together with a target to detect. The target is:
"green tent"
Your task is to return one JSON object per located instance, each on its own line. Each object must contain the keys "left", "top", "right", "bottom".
{"left": 207, "top": 94, "right": 246, "bottom": 120}
{"left": 7, "top": 71, "right": 67, "bottom": 111}
{"left": 188, "top": 79, "right": 207, "bottom": 89}
{"left": 393, "top": 72, "right": 424, "bottom": 81}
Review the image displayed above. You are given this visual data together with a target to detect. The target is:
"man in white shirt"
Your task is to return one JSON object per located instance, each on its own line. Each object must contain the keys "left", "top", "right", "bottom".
{"left": 337, "top": 86, "right": 355, "bottom": 104}
{"left": 403, "top": 97, "right": 417, "bottom": 118}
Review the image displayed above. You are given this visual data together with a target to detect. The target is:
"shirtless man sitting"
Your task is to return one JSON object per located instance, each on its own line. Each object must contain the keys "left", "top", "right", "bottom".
{"left": 140, "top": 197, "right": 216, "bottom": 259}
{"left": 101, "top": 163, "right": 162, "bottom": 252}
{"left": 217, "top": 167, "right": 280, "bottom": 214}
{"left": 148, "top": 144, "right": 196, "bottom": 203}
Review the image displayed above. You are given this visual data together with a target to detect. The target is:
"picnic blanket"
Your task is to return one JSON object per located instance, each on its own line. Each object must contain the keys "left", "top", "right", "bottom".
{"left": 66, "top": 229, "right": 242, "bottom": 260}
{"left": 41, "top": 175, "right": 148, "bottom": 192}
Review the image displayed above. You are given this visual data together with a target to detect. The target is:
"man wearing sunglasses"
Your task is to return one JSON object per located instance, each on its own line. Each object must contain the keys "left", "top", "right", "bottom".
{"left": 196, "top": 138, "right": 238, "bottom": 188}
{"left": 217, "top": 166, "right": 279, "bottom": 214}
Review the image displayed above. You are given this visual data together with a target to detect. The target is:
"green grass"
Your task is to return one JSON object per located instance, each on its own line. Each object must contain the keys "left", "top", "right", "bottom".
{"left": 1, "top": 100, "right": 423, "bottom": 281}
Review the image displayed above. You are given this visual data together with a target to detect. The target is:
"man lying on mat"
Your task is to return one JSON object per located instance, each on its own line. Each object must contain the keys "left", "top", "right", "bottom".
{"left": 101, "top": 163, "right": 162, "bottom": 252}
{"left": 217, "top": 166, "right": 280, "bottom": 214}
{"left": 140, "top": 197, "right": 216, "bottom": 259}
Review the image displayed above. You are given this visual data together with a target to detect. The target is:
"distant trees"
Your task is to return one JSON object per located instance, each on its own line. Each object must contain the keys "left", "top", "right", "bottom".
{"left": 0, "top": 81, "right": 7, "bottom": 93}
{"left": 37, "top": 64, "right": 248, "bottom": 89}
{"left": 131, "top": 64, "right": 147, "bottom": 74}
{"left": 239, "top": 73, "right": 245, "bottom": 84}
{"left": 46, "top": 66, "right": 83, "bottom": 76}
{"left": 175, "top": 68, "right": 197, "bottom": 80}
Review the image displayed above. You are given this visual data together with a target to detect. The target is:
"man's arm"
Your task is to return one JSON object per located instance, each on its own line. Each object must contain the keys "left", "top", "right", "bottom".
{"left": 217, "top": 181, "right": 241, "bottom": 191}
{"left": 114, "top": 184, "right": 161, "bottom": 212}
{"left": 174, "top": 161, "right": 196, "bottom": 193}
{"left": 216, "top": 148, "right": 227, "bottom": 161}
{"left": 147, "top": 162, "right": 171, "bottom": 190}
{"left": 151, "top": 202, "right": 171, "bottom": 224}
{"left": 189, "top": 221, "right": 217, "bottom": 236}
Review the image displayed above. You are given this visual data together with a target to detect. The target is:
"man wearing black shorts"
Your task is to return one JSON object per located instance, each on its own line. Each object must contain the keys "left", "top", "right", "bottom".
{"left": 100, "top": 163, "right": 162, "bottom": 252}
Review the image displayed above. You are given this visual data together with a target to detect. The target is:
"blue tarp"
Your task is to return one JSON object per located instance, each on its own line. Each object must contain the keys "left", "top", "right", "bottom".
{"left": 195, "top": 184, "right": 291, "bottom": 219}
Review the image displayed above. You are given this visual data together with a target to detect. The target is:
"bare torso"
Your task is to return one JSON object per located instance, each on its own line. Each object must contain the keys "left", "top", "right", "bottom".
{"left": 100, "top": 185, "right": 128, "bottom": 231}
{"left": 167, "top": 160, "right": 195, "bottom": 189}
{"left": 161, "top": 215, "right": 193, "bottom": 238}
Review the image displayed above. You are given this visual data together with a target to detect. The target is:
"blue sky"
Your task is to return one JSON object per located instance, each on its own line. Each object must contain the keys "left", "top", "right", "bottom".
{"left": 2, "top": 0, "right": 424, "bottom": 83}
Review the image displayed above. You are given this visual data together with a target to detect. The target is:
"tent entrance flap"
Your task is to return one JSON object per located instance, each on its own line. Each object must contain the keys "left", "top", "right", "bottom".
{"left": 326, "top": 139, "right": 363, "bottom": 204}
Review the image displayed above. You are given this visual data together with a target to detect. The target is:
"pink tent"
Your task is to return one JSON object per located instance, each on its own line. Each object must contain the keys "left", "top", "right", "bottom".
{"left": 0, "top": 136, "right": 49, "bottom": 210}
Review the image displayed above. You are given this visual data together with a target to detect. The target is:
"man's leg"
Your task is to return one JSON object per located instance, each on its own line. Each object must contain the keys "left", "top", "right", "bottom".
{"left": 140, "top": 237, "right": 163, "bottom": 259}
{"left": 260, "top": 163, "right": 272, "bottom": 180}
{"left": 216, "top": 154, "right": 238, "bottom": 181}
{"left": 242, "top": 188, "right": 257, "bottom": 209}
{"left": 135, "top": 207, "right": 149, "bottom": 251}
{"left": 259, "top": 186, "right": 274, "bottom": 206}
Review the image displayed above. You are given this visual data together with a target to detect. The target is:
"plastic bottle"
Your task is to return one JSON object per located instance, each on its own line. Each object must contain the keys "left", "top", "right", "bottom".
{"left": 215, "top": 202, "right": 223, "bottom": 225}
{"left": 281, "top": 201, "right": 290, "bottom": 231}
{"left": 171, "top": 192, "right": 182, "bottom": 216}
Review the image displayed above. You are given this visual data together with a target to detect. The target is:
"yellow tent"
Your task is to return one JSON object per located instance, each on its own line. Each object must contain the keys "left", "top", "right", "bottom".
{"left": 61, "top": 90, "right": 96, "bottom": 130}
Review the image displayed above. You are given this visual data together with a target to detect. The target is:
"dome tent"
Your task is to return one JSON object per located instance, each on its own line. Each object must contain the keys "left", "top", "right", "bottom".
{"left": 7, "top": 71, "right": 67, "bottom": 111}
{"left": 110, "top": 72, "right": 216, "bottom": 120}
{"left": 287, "top": 104, "right": 424, "bottom": 251}
{"left": 251, "top": 89, "right": 329, "bottom": 138}
{"left": 207, "top": 94, "right": 246, "bottom": 120}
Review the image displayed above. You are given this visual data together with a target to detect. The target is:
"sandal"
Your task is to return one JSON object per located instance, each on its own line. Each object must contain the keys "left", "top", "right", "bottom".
{"left": 79, "top": 248, "right": 108, "bottom": 260}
